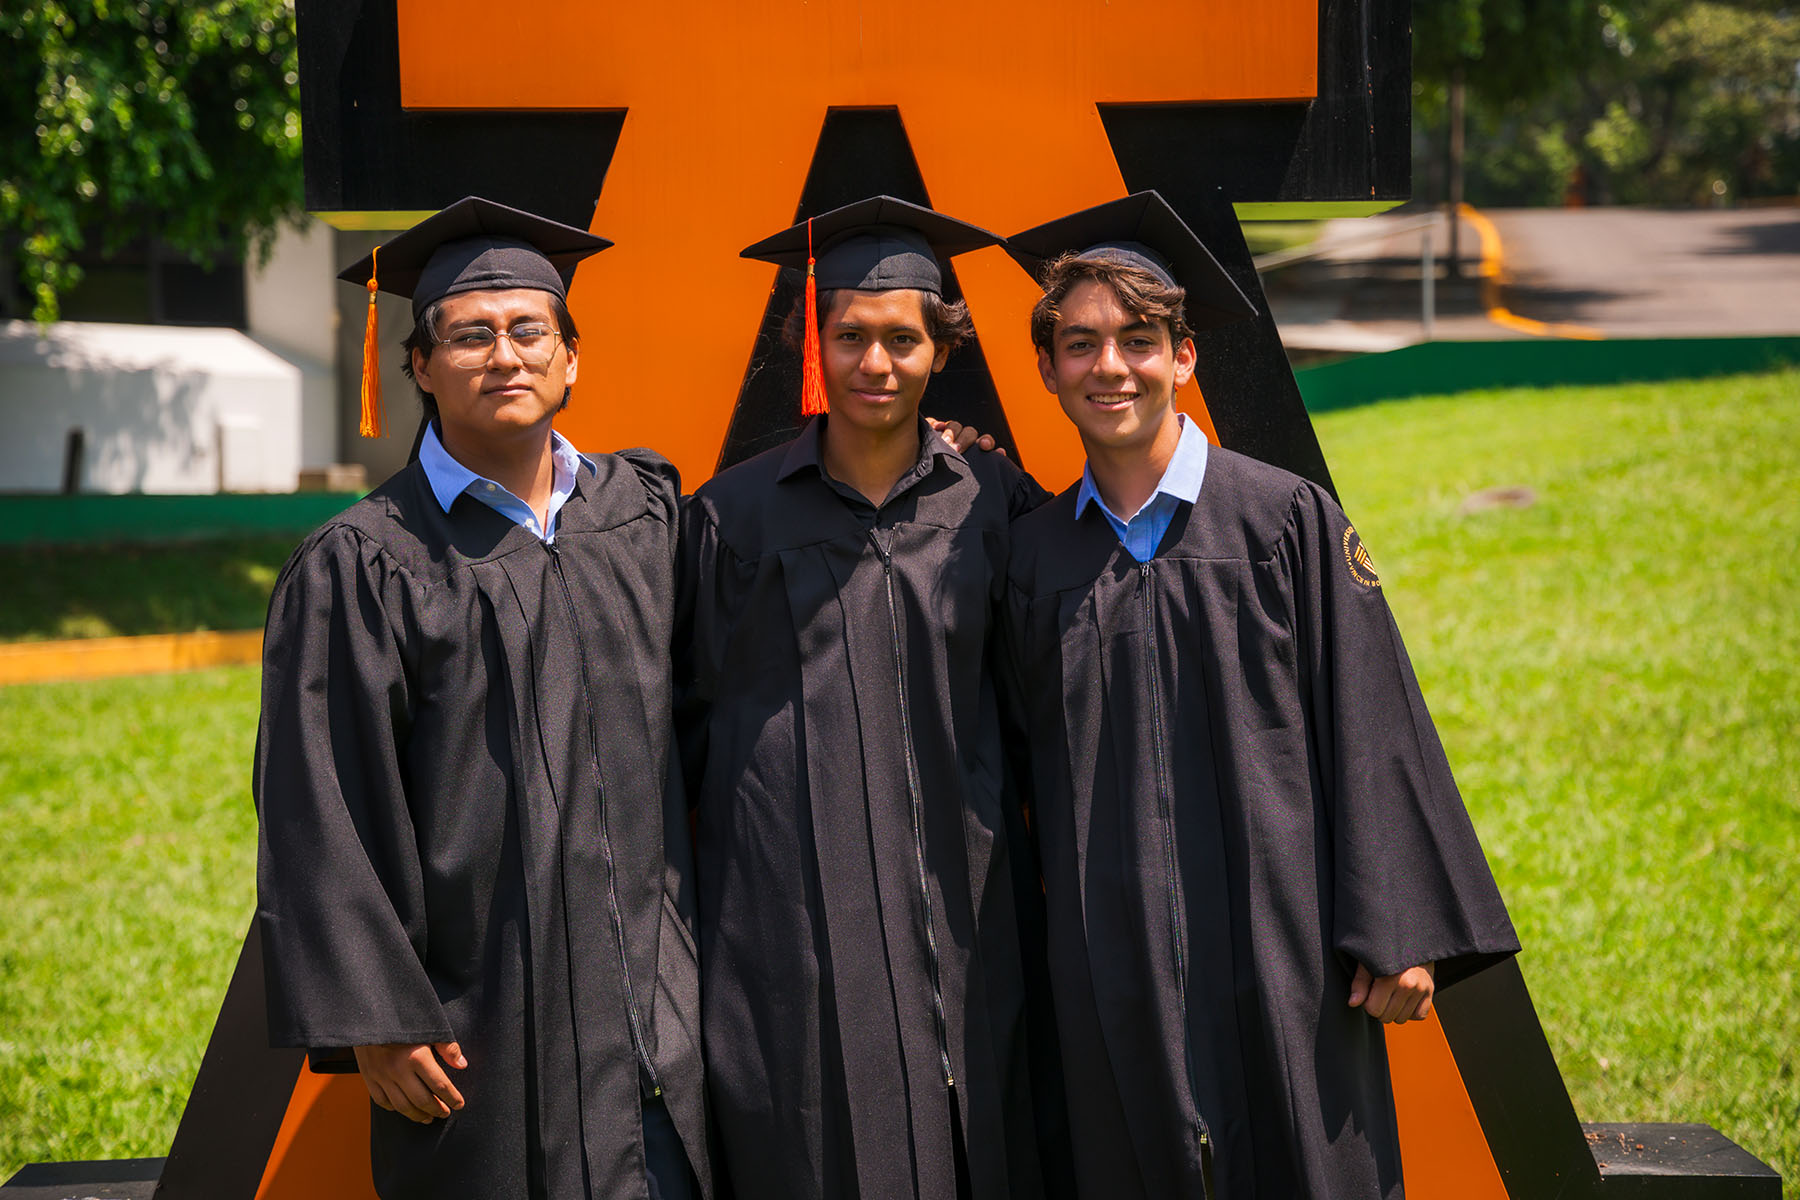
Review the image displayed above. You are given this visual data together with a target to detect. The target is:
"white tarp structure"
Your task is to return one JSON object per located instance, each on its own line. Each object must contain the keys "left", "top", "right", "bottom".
{"left": 0, "top": 319, "right": 303, "bottom": 493}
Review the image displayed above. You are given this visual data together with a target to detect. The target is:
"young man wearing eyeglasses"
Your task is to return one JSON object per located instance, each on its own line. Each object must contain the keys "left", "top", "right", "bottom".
{"left": 254, "top": 198, "right": 707, "bottom": 1200}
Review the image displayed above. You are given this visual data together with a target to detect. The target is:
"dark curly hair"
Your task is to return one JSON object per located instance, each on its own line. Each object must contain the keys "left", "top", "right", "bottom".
{"left": 1028, "top": 254, "right": 1192, "bottom": 355}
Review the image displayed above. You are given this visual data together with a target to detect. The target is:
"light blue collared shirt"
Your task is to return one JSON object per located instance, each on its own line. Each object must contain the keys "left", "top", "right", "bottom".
{"left": 1074, "top": 413, "right": 1209, "bottom": 562}
{"left": 418, "top": 422, "right": 583, "bottom": 542}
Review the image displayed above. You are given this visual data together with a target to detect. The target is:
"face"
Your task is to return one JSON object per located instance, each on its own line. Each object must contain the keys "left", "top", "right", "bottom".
{"left": 412, "top": 288, "right": 577, "bottom": 447}
{"left": 1037, "top": 278, "right": 1195, "bottom": 456}
{"left": 819, "top": 289, "right": 950, "bottom": 437}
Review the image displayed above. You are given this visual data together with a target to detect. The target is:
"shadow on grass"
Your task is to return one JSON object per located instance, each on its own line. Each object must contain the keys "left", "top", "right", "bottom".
{"left": 0, "top": 536, "right": 300, "bottom": 642}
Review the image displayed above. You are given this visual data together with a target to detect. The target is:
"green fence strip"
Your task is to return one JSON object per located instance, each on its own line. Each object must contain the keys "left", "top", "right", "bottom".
{"left": 0, "top": 492, "right": 363, "bottom": 547}
{"left": 1294, "top": 336, "right": 1800, "bottom": 413}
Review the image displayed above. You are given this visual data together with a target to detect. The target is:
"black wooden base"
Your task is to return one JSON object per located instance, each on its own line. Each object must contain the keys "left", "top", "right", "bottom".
{"left": 3, "top": 1125, "right": 1781, "bottom": 1199}
{"left": 1, "top": 1157, "right": 161, "bottom": 1199}
{"left": 1587, "top": 1124, "right": 1782, "bottom": 1197}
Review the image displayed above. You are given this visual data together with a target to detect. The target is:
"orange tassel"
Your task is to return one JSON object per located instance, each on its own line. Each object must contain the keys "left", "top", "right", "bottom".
{"left": 359, "top": 245, "right": 384, "bottom": 439}
{"left": 799, "top": 217, "right": 828, "bottom": 418}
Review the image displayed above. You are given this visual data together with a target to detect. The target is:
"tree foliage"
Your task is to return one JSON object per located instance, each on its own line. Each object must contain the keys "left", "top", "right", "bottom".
{"left": 1414, "top": 0, "right": 1607, "bottom": 100}
{"left": 1416, "top": 0, "right": 1800, "bottom": 206}
{"left": 1582, "top": 1, "right": 1800, "bottom": 203}
{"left": 0, "top": 2, "right": 304, "bottom": 322}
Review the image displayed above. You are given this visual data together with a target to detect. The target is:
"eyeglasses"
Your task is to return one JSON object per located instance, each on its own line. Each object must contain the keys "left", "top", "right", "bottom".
{"left": 436, "top": 324, "right": 564, "bottom": 368}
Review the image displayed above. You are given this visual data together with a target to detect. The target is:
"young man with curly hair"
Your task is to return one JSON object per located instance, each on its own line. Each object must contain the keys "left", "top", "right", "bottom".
{"left": 998, "top": 192, "right": 1519, "bottom": 1199}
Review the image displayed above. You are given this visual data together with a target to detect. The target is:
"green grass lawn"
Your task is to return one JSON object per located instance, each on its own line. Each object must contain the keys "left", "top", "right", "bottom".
{"left": 0, "top": 369, "right": 1794, "bottom": 1184}
{"left": 0, "top": 667, "right": 261, "bottom": 1176}
{"left": 1317, "top": 368, "right": 1800, "bottom": 1182}
{"left": 0, "top": 536, "right": 296, "bottom": 643}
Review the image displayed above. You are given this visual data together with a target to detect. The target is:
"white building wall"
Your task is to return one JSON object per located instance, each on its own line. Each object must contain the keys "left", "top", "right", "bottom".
{"left": 0, "top": 320, "right": 302, "bottom": 493}
{"left": 246, "top": 218, "right": 339, "bottom": 470}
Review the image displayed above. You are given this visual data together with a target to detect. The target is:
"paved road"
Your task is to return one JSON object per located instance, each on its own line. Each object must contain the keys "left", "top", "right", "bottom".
{"left": 1493, "top": 208, "right": 1800, "bottom": 336}
{"left": 1262, "top": 206, "right": 1800, "bottom": 350}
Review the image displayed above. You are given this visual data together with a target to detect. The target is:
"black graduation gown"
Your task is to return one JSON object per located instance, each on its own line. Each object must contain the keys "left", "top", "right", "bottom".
{"left": 255, "top": 449, "right": 710, "bottom": 1200}
{"left": 678, "top": 417, "right": 1050, "bottom": 1200}
{"left": 1000, "top": 446, "right": 1520, "bottom": 1200}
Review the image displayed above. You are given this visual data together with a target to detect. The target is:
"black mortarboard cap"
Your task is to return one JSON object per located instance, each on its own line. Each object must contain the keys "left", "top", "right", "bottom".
{"left": 338, "top": 196, "right": 611, "bottom": 320}
{"left": 740, "top": 195, "right": 1000, "bottom": 296}
{"left": 1003, "top": 191, "right": 1256, "bottom": 330}
{"left": 336, "top": 197, "right": 611, "bottom": 438}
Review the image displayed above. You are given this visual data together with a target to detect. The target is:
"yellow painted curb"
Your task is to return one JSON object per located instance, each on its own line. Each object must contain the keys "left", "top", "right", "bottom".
{"left": 1458, "top": 203, "right": 1605, "bottom": 341}
{"left": 0, "top": 630, "right": 263, "bottom": 686}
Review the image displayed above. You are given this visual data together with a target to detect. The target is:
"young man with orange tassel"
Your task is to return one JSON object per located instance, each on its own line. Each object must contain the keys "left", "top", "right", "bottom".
{"left": 676, "top": 197, "right": 1059, "bottom": 1200}
{"left": 254, "top": 197, "right": 709, "bottom": 1200}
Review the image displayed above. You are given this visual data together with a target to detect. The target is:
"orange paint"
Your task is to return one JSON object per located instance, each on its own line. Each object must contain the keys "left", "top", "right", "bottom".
{"left": 1387, "top": 1012, "right": 1510, "bottom": 1199}
{"left": 254, "top": 1071, "right": 378, "bottom": 1200}
{"left": 0, "top": 630, "right": 262, "bottom": 686}
{"left": 390, "top": 0, "right": 1314, "bottom": 487}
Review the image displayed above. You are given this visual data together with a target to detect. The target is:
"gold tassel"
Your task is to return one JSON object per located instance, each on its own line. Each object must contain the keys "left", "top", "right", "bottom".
{"left": 359, "top": 245, "right": 384, "bottom": 439}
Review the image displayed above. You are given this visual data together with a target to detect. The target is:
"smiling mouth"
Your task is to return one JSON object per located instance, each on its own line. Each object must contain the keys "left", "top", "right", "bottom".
{"left": 1087, "top": 393, "right": 1137, "bottom": 408}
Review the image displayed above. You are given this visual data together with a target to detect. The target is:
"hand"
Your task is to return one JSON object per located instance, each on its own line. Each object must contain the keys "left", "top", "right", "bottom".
{"left": 1348, "top": 962, "right": 1436, "bottom": 1023}
{"left": 354, "top": 1041, "right": 467, "bottom": 1123}
{"left": 925, "top": 417, "right": 1002, "bottom": 456}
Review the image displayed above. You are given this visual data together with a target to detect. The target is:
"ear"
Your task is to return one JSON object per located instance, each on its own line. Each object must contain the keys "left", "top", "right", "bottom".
{"left": 563, "top": 336, "right": 579, "bottom": 389}
{"left": 411, "top": 345, "right": 437, "bottom": 397}
{"left": 1173, "top": 336, "right": 1197, "bottom": 389}
{"left": 931, "top": 340, "right": 951, "bottom": 374}
{"left": 1036, "top": 346, "right": 1058, "bottom": 394}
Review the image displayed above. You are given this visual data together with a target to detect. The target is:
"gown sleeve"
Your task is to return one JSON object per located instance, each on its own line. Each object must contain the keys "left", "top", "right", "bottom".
{"left": 993, "top": 577, "right": 1079, "bottom": 1195}
{"left": 993, "top": 578, "right": 1041, "bottom": 835}
{"left": 672, "top": 496, "right": 717, "bottom": 811}
{"left": 1285, "top": 484, "right": 1520, "bottom": 989}
{"left": 254, "top": 525, "right": 455, "bottom": 1052}
{"left": 1006, "top": 461, "right": 1054, "bottom": 521}
{"left": 615, "top": 446, "right": 684, "bottom": 572}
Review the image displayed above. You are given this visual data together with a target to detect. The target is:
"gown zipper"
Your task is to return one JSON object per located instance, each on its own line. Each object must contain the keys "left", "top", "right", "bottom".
{"left": 547, "top": 540, "right": 663, "bottom": 1099}
{"left": 871, "top": 528, "right": 957, "bottom": 1091}
{"left": 1139, "top": 560, "right": 1212, "bottom": 1190}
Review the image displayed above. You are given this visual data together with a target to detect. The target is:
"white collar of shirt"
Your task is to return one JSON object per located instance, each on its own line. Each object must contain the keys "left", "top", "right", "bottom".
{"left": 418, "top": 421, "right": 582, "bottom": 539}
{"left": 1074, "top": 412, "right": 1209, "bottom": 525}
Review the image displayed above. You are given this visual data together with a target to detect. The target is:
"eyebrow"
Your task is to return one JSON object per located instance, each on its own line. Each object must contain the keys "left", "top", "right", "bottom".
{"left": 827, "top": 317, "right": 926, "bottom": 335}
{"left": 441, "top": 314, "right": 553, "bottom": 331}
{"left": 1057, "top": 318, "right": 1159, "bottom": 339}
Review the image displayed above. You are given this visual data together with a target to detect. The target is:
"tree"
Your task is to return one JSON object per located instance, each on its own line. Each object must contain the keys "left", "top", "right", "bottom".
{"left": 1414, "top": 0, "right": 1605, "bottom": 102}
{"left": 1417, "top": 0, "right": 1800, "bottom": 212}
{"left": 0, "top": 2, "right": 305, "bottom": 323}
{"left": 1414, "top": 0, "right": 1609, "bottom": 270}
{"left": 1576, "top": 1, "right": 1800, "bottom": 204}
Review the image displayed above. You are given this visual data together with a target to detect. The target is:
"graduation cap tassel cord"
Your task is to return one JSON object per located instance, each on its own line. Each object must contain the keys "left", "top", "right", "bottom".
{"left": 800, "top": 217, "right": 828, "bottom": 418}
{"left": 359, "top": 244, "right": 384, "bottom": 439}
